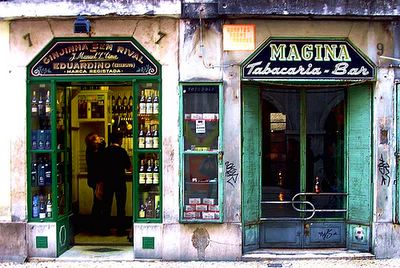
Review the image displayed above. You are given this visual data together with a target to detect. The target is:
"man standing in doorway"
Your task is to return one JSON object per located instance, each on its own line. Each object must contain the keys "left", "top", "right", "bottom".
{"left": 104, "top": 132, "right": 132, "bottom": 236}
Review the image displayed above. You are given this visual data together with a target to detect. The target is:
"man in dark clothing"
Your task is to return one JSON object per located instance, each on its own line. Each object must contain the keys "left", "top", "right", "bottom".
{"left": 103, "top": 132, "right": 131, "bottom": 235}
{"left": 85, "top": 133, "right": 107, "bottom": 234}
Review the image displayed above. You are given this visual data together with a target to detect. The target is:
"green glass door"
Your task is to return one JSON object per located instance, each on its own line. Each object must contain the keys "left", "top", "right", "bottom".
{"left": 259, "top": 87, "right": 346, "bottom": 248}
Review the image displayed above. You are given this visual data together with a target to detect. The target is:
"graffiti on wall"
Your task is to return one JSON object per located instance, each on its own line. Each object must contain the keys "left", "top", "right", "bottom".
{"left": 378, "top": 154, "right": 395, "bottom": 186}
{"left": 318, "top": 228, "right": 339, "bottom": 241}
{"left": 225, "top": 161, "right": 239, "bottom": 187}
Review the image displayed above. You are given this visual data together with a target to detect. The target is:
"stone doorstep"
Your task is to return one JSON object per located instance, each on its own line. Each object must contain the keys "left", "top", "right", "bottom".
{"left": 241, "top": 248, "right": 375, "bottom": 261}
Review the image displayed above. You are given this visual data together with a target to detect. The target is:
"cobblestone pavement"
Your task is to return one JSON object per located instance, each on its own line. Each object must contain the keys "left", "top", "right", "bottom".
{"left": 1, "top": 259, "right": 400, "bottom": 268}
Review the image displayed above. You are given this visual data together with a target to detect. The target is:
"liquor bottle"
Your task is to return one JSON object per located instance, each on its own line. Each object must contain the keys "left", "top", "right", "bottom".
{"left": 37, "top": 158, "right": 46, "bottom": 186}
{"left": 31, "top": 91, "right": 38, "bottom": 115}
{"left": 38, "top": 92, "right": 44, "bottom": 117}
{"left": 145, "top": 125, "right": 153, "bottom": 149}
{"left": 45, "top": 90, "right": 51, "bottom": 116}
{"left": 314, "top": 176, "right": 321, "bottom": 193}
{"left": 46, "top": 193, "right": 52, "bottom": 218}
{"left": 31, "top": 161, "right": 38, "bottom": 187}
{"left": 116, "top": 94, "right": 122, "bottom": 115}
{"left": 152, "top": 124, "right": 159, "bottom": 149}
{"left": 32, "top": 195, "right": 39, "bottom": 218}
{"left": 39, "top": 194, "right": 46, "bottom": 219}
{"left": 153, "top": 90, "right": 159, "bottom": 114}
{"left": 111, "top": 95, "right": 116, "bottom": 114}
{"left": 44, "top": 158, "right": 51, "bottom": 185}
{"left": 145, "top": 196, "right": 154, "bottom": 218}
{"left": 139, "top": 204, "right": 145, "bottom": 218}
{"left": 145, "top": 159, "right": 153, "bottom": 184}
{"left": 138, "top": 124, "right": 145, "bottom": 149}
{"left": 139, "top": 159, "right": 146, "bottom": 184}
{"left": 146, "top": 90, "right": 153, "bottom": 114}
{"left": 155, "top": 201, "right": 160, "bottom": 218}
{"left": 128, "top": 94, "right": 133, "bottom": 111}
{"left": 152, "top": 159, "right": 159, "bottom": 184}
{"left": 139, "top": 90, "right": 146, "bottom": 114}
{"left": 122, "top": 94, "right": 128, "bottom": 118}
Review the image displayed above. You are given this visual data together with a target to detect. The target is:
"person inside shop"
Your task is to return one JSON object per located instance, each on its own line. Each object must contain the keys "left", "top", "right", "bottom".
{"left": 85, "top": 132, "right": 107, "bottom": 234}
{"left": 103, "top": 132, "right": 132, "bottom": 236}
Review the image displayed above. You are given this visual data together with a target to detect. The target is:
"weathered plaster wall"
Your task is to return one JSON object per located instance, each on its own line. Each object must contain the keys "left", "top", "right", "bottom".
{"left": 0, "top": 21, "right": 12, "bottom": 221}
{"left": 0, "top": 0, "right": 181, "bottom": 19}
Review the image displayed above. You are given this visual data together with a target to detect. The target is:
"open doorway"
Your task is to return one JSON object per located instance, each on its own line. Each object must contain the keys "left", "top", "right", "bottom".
{"left": 58, "top": 82, "right": 134, "bottom": 246}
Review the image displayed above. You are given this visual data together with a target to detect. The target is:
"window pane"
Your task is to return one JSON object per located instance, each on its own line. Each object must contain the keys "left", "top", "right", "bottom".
{"left": 183, "top": 85, "right": 219, "bottom": 151}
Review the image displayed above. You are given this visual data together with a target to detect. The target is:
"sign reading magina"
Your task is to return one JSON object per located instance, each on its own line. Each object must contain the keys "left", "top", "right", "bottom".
{"left": 242, "top": 38, "right": 375, "bottom": 80}
{"left": 30, "top": 40, "right": 159, "bottom": 77}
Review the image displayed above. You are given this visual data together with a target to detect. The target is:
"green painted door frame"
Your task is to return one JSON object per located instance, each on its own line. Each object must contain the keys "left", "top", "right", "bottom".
{"left": 241, "top": 83, "right": 373, "bottom": 252}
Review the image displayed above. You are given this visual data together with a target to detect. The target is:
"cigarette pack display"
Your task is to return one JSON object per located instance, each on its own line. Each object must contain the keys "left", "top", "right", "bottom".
{"left": 185, "top": 205, "right": 196, "bottom": 211}
{"left": 184, "top": 211, "right": 201, "bottom": 219}
{"left": 202, "top": 212, "right": 215, "bottom": 220}
{"left": 202, "top": 198, "right": 216, "bottom": 205}
{"left": 188, "top": 198, "right": 201, "bottom": 204}
{"left": 195, "top": 204, "right": 208, "bottom": 211}
{"left": 208, "top": 205, "right": 219, "bottom": 212}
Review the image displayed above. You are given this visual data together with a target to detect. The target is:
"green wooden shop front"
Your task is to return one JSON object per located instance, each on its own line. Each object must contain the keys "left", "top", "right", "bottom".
{"left": 241, "top": 38, "right": 375, "bottom": 252}
{"left": 26, "top": 37, "right": 162, "bottom": 256}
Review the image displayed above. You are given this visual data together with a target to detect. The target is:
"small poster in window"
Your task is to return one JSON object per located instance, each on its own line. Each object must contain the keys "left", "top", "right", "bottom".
{"left": 196, "top": 120, "right": 206, "bottom": 134}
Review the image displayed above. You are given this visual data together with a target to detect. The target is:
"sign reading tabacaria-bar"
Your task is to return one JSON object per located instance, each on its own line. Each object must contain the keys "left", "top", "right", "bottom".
{"left": 30, "top": 40, "right": 159, "bottom": 77}
{"left": 241, "top": 38, "right": 376, "bottom": 80}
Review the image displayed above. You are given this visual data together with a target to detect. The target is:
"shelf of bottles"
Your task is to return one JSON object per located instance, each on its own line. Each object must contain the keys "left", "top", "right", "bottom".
{"left": 181, "top": 84, "right": 222, "bottom": 223}
{"left": 29, "top": 83, "right": 54, "bottom": 221}
{"left": 29, "top": 84, "right": 69, "bottom": 222}
{"left": 111, "top": 89, "right": 133, "bottom": 157}
{"left": 135, "top": 82, "right": 161, "bottom": 222}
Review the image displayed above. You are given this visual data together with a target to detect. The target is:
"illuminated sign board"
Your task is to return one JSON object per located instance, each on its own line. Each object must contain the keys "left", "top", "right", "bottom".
{"left": 241, "top": 38, "right": 375, "bottom": 80}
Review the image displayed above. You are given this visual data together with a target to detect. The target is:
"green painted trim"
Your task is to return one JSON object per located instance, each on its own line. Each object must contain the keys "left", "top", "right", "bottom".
{"left": 300, "top": 89, "right": 306, "bottom": 194}
{"left": 396, "top": 84, "right": 400, "bottom": 223}
{"left": 142, "top": 236, "right": 155, "bottom": 249}
{"left": 35, "top": 236, "right": 48, "bottom": 249}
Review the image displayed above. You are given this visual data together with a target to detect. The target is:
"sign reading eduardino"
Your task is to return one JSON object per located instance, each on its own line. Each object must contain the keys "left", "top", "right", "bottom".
{"left": 30, "top": 40, "right": 159, "bottom": 77}
{"left": 241, "top": 38, "right": 375, "bottom": 80}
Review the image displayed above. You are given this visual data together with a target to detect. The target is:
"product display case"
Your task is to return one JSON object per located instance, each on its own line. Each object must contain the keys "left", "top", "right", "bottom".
{"left": 134, "top": 81, "right": 162, "bottom": 222}
{"left": 28, "top": 82, "right": 72, "bottom": 255}
{"left": 180, "top": 83, "right": 224, "bottom": 223}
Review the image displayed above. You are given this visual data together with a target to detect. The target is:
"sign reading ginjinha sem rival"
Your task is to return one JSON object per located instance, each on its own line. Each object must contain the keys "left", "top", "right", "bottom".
{"left": 241, "top": 38, "right": 376, "bottom": 80}
{"left": 30, "top": 39, "right": 159, "bottom": 77}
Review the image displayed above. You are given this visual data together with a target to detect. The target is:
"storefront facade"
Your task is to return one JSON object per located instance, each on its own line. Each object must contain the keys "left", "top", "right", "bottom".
{"left": 1, "top": 0, "right": 400, "bottom": 261}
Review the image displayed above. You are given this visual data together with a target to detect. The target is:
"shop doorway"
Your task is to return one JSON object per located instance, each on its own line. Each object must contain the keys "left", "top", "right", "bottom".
{"left": 58, "top": 82, "right": 134, "bottom": 245}
{"left": 260, "top": 87, "right": 346, "bottom": 248}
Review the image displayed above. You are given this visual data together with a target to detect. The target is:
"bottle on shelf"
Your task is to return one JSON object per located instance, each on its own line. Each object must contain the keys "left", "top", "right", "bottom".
{"left": 37, "top": 158, "right": 46, "bottom": 187}
{"left": 145, "top": 124, "right": 153, "bottom": 149}
{"left": 139, "top": 203, "right": 146, "bottom": 218}
{"left": 145, "top": 159, "right": 153, "bottom": 184}
{"left": 153, "top": 90, "right": 159, "bottom": 114}
{"left": 39, "top": 194, "right": 46, "bottom": 219}
{"left": 138, "top": 124, "right": 145, "bottom": 149}
{"left": 145, "top": 196, "right": 154, "bottom": 218}
{"left": 139, "top": 159, "right": 146, "bottom": 184}
{"left": 146, "top": 90, "right": 153, "bottom": 114}
{"left": 314, "top": 176, "right": 321, "bottom": 193}
{"left": 155, "top": 201, "right": 160, "bottom": 218}
{"left": 32, "top": 194, "right": 39, "bottom": 218}
{"left": 116, "top": 94, "right": 122, "bottom": 115}
{"left": 46, "top": 193, "right": 52, "bottom": 218}
{"left": 152, "top": 159, "right": 159, "bottom": 184}
{"left": 45, "top": 90, "right": 51, "bottom": 116}
{"left": 31, "top": 91, "right": 38, "bottom": 116}
{"left": 152, "top": 124, "right": 159, "bottom": 149}
{"left": 38, "top": 92, "right": 44, "bottom": 117}
{"left": 139, "top": 90, "right": 146, "bottom": 114}
{"left": 31, "top": 161, "right": 38, "bottom": 187}
{"left": 44, "top": 158, "right": 51, "bottom": 185}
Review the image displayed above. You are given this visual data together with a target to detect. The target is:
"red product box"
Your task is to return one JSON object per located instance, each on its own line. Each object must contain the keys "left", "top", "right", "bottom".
{"left": 185, "top": 205, "right": 196, "bottom": 212}
{"left": 188, "top": 198, "right": 202, "bottom": 204}
{"left": 202, "top": 212, "right": 215, "bottom": 220}
{"left": 203, "top": 198, "right": 216, "bottom": 205}
{"left": 208, "top": 205, "right": 219, "bottom": 212}
{"left": 195, "top": 204, "right": 208, "bottom": 211}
